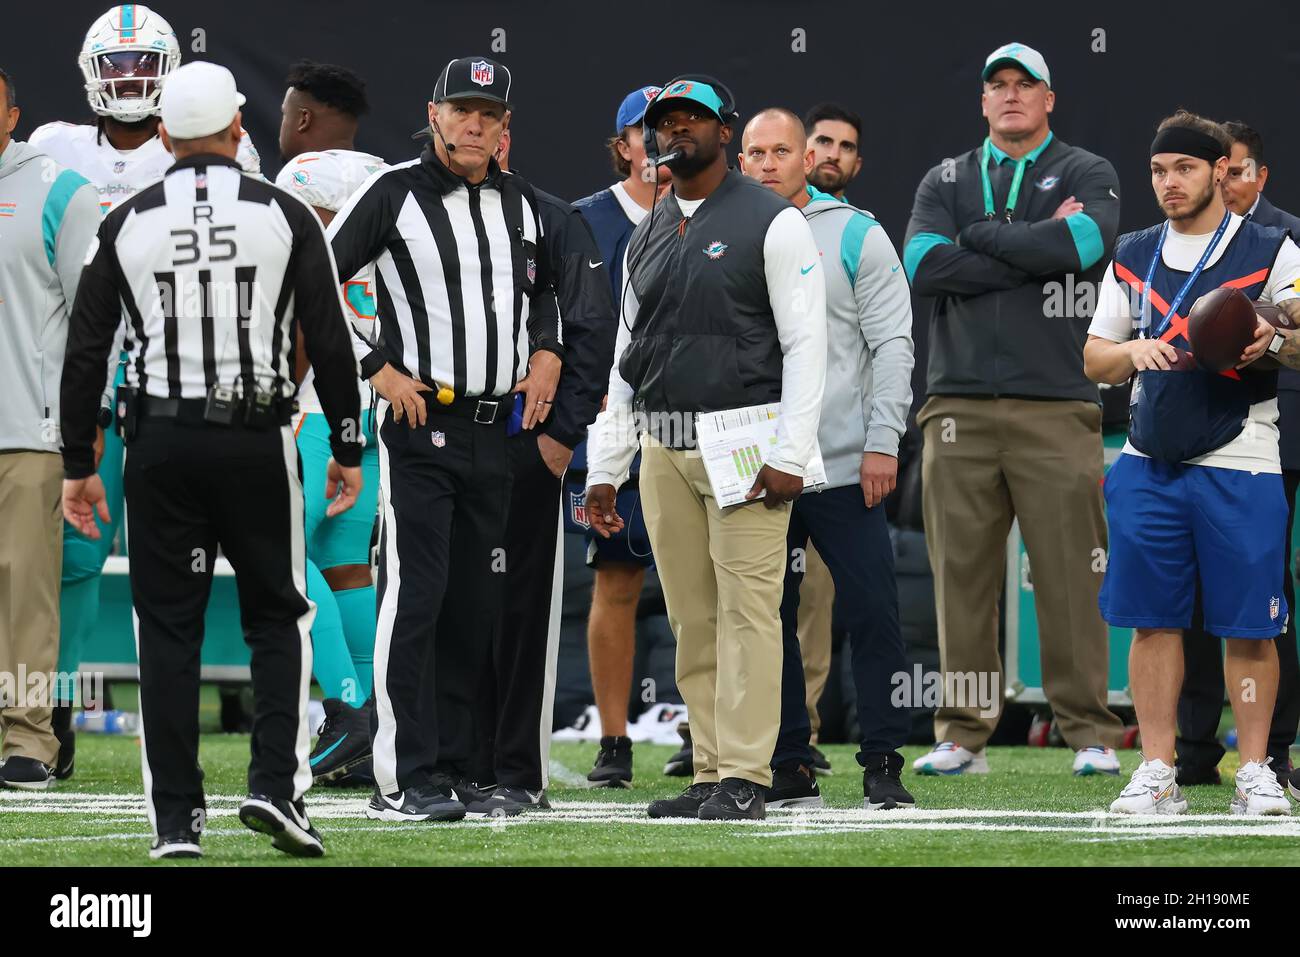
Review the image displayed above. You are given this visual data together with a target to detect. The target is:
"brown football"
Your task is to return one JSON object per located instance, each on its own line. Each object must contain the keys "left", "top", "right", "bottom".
{"left": 1186, "top": 287, "right": 1260, "bottom": 372}
{"left": 1249, "top": 302, "right": 1296, "bottom": 370}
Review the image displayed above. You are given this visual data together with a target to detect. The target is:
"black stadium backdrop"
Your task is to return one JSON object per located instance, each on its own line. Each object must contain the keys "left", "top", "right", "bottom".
{"left": 11, "top": 0, "right": 1300, "bottom": 409}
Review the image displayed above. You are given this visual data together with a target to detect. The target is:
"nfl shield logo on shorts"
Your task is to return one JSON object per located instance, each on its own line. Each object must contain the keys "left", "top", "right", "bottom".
{"left": 431, "top": 430, "right": 446, "bottom": 448}
{"left": 569, "top": 490, "right": 590, "bottom": 529}
{"left": 471, "top": 60, "right": 494, "bottom": 87}
{"left": 1271, "top": 596, "right": 1281, "bottom": 621}
{"left": 527, "top": 258, "right": 536, "bottom": 283}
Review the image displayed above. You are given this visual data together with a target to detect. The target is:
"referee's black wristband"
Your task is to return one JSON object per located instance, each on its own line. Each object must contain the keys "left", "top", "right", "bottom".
{"left": 359, "top": 350, "right": 387, "bottom": 380}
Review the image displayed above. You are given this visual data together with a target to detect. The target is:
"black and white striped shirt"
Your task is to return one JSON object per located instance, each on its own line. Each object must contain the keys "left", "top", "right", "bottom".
{"left": 327, "top": 146, "right": 554, "bottom": 398}
{"left": 61, "top": 154, "right": 362, "bottom": 478}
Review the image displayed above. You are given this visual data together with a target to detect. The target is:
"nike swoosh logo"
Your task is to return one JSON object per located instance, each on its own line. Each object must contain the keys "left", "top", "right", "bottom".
{"left": 891, "top": 265, "right": 900, "bottom": 272}
{"left": 309, "top": 733, "right": 347, "bottom": 766}
{"left": 800, "top": 264, "right": 816, "bottom": 275}
{"left": 735, "top": 795, "right": 754, "bottom": 810}
{"left": 589, "top": 260, "right": 603, "bottom": 269}
{"left": 382, "top": 793, "right": 405, "bottom": 809}
{"left": 1108, "top": 188, "right": 1118, "bottom": 199}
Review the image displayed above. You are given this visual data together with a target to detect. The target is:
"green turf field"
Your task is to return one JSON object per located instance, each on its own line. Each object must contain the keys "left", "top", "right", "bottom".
{"left": 1, "top": 734, "right": 1294, "bottom": 866}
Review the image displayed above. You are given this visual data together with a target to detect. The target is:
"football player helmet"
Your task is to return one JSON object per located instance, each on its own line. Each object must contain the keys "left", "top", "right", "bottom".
{"left": 78, "top": 4, "right": 181, "bottom": 123}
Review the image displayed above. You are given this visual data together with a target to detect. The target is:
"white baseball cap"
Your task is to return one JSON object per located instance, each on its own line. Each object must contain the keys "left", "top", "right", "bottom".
{"left": 159, "top": 61, "right": 246, "bottom": 139}
{"left": 982, "top": 42, "right": 1051, "bottom": 88}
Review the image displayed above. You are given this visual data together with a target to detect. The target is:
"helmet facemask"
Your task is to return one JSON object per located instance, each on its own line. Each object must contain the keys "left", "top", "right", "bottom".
{"left": 81, "top": 49, "right": 177, "bottom": 123}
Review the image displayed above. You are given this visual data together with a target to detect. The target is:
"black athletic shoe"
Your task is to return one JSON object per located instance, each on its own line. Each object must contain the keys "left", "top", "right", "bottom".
{"left": 810, "top": 745, "right": 832, "bottom": 776}
{"left": 699, "top": 777, "right": 766, "bottom": 821}
{"left": 464, "top": 784, "right": 551, "bottom": 818}
{"left": 663, "top": 725, "right": 693, "bottom": 777}
{"left": 239, "top": 794, "right": 325, "bottom": 858}
{"left": 1175, "top": 763, "right": 1222, "bottom": 787}
{"left": 149, "top": 832, "right": 202, "bottom": 860}
{"left": 52, "top": 705, "right": 75, "bottom": 781}
{"left": 647, "top": 782, "right": 717, "bottom": 819}
{"left": 366, "top": 782, "right": 467, "bottom": 822}
{"left": 588, "top": 735, "right": 634, "bottom": 788}
{"left": 0, "top": 756, "right": 54, "bottom": 791}
{"left": 863, "top": 752, "right": 915, "bottom": 811}
{"left": 1270, "top": 755, "right": 1293, "bottom": 789}
{"left": 309, "top": 698, "right": 373, "bottom": 784}
{"left": 1287, "top": 766, "right": 1300, "bottom": 802}
{"left": 766, "top": 764, "right": 823, "bottom": 809}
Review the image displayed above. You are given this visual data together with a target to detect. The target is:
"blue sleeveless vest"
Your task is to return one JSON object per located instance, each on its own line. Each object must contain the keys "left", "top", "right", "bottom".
{"left": 1112, "top": 220, "right": 1287, "bottom": 462}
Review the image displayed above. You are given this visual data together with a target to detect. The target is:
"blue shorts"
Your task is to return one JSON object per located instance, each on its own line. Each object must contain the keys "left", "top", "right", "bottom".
{"left": 1099, "top": 453, "right": 1290, "bottom": 638}
{"left": 297, "top": 410, "right": 380, "bottom": 569}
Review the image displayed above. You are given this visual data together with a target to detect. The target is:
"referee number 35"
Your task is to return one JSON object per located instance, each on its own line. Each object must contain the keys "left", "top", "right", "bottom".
{"left": 170, "top": 225, "right": 238, "bottom": 265}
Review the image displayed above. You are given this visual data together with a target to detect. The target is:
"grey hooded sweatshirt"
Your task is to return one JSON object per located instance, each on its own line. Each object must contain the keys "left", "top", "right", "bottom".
{"left": 0, "top": 138, "right": 100, "bottom": 453}
{"left": 801, "top": 186, "right": 914, "bottom": 488}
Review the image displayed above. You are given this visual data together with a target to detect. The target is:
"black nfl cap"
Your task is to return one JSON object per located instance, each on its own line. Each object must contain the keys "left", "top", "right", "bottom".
{"left": 433, "top": 56, "right": 512, "bottom": 107}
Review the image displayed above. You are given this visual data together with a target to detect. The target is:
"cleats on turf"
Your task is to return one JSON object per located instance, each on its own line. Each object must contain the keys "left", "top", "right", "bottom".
{"left": 1072, "top": 746, "right": 1121, "bottom": 776}
{"left": 587, "top": 735, "right": 633, "bottom": 788}
{"left": 647, "top": 781, "right": 716, "bottom": 819}
{"left": 698, "top": 777, "right": 766, "bottom": 821}
{"left": 912, "top": 741, "right": 988, "bottom": 776}
{"left": 1231, "top": 760, "right": 1291, "bottom": 816}
{"left": 366, "top": 782, "right": 467, "bottom": 822}
{"left": 309, "top": 698, "right": 373, "bottom": 785}
{"left": 864, "top": 752, "right": 915, "bottom": 811}
{"left": 766, "top": 764, "right": 823, "bottom": 809}
{"left": 1109, "top": 758, "right": 1187, "bottom": 815}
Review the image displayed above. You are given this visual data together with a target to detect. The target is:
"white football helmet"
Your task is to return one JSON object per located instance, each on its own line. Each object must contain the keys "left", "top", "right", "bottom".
{"left": 78, "top": 4, "right": 182, "bottom": 123}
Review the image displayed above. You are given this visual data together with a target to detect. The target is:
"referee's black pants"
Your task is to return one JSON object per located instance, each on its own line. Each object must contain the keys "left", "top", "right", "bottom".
{"left": 466, "top": 428, "right": 564, "bottom": 792}
{"left": 124, "top": 418, "right": 313, "bottom": 839}
{"left": 1177, "top": 468, "right": 1300, "bottom": 773}
{"left": 371, "top": 400, "right": 511, "bottom": 795}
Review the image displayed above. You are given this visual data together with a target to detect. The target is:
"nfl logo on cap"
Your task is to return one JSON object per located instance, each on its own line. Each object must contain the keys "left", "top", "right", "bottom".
{"left": 471, "top": 60, "right": 494, "bottom": 87}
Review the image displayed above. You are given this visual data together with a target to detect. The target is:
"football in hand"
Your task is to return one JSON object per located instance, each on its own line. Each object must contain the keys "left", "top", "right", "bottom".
{"left": 1186, "top": 287, "right": 1260, "bottom": 373}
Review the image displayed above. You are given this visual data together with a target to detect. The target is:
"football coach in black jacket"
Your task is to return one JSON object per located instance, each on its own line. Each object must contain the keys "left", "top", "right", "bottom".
{"left": 461, "top": 128, "right": 617, "bottom": 814}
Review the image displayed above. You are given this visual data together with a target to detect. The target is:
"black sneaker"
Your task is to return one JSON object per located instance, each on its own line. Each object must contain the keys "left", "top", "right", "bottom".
{"left": 699, "top": 777, "right": 766, "bottom": 821}
{"left": 766, "top": 764, "right": 823, "bottom": 809}
{"left": 588, "top": 735, "right": 634, "bottom": 788}
{"left": 1287, "top": 766, "right": 1300, "bottom": 802}
{"left": 663, "top": 725, "right": 693, "bottom": 777}
{"left": 464, "top": 784, "right": 551, "bottom": 818}
{"left": 1175, "top": 763, "right": 1222, "bottom": 787}
{"left": 1270, "top": 755, "right": 1293, "bottom": 789}
{"left": 149, "top": 832, "right": 202, "bottom": 860}
{"left": 366, "top": 781, "right": 467, "bottom": 822}
{"left": 647, "top": 782, "right": 717, "bottom": 819}
{"left": 810, "top": 745, "right": 832, "bottom": 776}
{"left": 863, "top": 752, "right": 915, "bottom": 811}
{"left": 323, "top": 756, "right": 376, "bottom": 789}
{"left": 0, "top": 756, "right": 54, "bottom": 791}
{"left": 52, "top": 705, "right": 75, "bottom": 781}
{"left": 239, "top": 794, "right": 325, "bottom": 858}
{"left": 309, "top": 698, "right": 373, "bottom": 784}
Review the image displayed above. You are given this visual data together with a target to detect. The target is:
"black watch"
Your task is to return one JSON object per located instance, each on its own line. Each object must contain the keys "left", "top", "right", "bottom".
{"left": 96, "top": 406, "right": 113, "bottom": 429}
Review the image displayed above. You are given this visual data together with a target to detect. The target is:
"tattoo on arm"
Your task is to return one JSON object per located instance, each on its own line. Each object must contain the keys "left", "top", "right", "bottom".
{"left": 1276, "top": 300, "right": 1300, "bottom": 371}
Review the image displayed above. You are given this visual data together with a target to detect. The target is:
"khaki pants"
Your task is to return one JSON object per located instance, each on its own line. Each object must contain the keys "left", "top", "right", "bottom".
{"left": 917, "top": 396, "right": 1123, "bottom": 751}
{"left": 0, "top": 451, "right": 63, "bottom": 765}
{"left": 796, "top": 544, "right": 833, "bottom": 741}
{"left": 638, "top": 438, "right": 790, "bottom": 787}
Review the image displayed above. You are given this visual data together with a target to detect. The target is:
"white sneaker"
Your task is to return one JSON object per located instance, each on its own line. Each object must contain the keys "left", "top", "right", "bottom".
{"left": 551, "top": 705, "right": 602, "bottom": 742}
{"left": 1073, "top": 746, "right": 1121, "bottom": 776}
{"left": 1109, "top": 758, "right": 1187, "bottom": 814}
{"left": 912, "top": 742, "right": 989, "bottom": 775}
{"left": 627, "top": 702, "right": 689, "bottom": 744}
{"left": 1231, "top": 760, "right": 1292, "bottom": 816}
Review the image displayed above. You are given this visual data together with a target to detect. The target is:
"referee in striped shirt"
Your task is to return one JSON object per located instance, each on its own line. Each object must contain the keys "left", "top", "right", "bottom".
{"left": 60, "top": 63, "right": 364, "bottom": 860}
{"left": 327, "top": 55, "right": 560, "bottom": 822}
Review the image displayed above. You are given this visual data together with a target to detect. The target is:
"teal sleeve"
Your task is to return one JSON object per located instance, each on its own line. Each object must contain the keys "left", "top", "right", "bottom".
{"left": 903, "top": 232, "right": 952, "bottom": 284}
{"left": 43, "top": 169, "right": 93, "bottom": 267}
{"left": 1064, "top": 212, "right": 1105, "bottom": 271}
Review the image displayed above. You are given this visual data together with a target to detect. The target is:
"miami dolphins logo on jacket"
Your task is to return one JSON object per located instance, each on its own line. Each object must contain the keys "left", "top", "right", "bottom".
{"left": 703, "top": 240, "right": 728, "bottom": 260}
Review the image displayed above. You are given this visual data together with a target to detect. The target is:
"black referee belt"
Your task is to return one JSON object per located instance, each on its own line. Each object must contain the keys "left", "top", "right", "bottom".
{"left": 427, "top": 393, "right": 513, "bottom": 426}
{"left": 138, "top": 395, "right": 294, "bottom": 429}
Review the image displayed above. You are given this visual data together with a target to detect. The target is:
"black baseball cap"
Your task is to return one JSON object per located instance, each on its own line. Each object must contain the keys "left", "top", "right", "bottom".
{"left": 432, "top": 56, "right": 512, "bottom": 107}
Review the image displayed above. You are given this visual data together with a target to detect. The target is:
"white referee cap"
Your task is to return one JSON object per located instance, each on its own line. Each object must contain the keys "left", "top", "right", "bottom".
{"left": 159, "top": 61, "right": 246, "bottom": 139}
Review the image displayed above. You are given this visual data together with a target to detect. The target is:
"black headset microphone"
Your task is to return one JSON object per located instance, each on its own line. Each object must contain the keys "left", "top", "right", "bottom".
{"left": 621, "top": 75, "right": 739, "bottom": 331}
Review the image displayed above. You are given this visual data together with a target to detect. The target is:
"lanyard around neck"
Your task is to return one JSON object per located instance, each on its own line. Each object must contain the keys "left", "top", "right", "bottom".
{"left": 980, "top": 138, "right": 1030, "bottom": 223}
{"left": 1139, "top": 212, "right": 1231, "bottom": 340}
